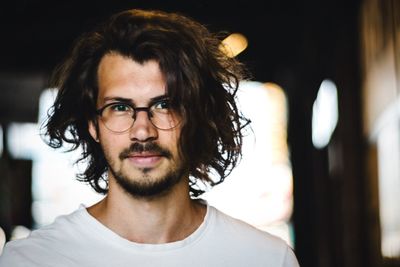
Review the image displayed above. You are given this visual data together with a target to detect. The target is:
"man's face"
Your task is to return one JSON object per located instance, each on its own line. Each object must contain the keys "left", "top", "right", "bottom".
{"left": 89, "top": 53, "right": 184, "bottom": 198}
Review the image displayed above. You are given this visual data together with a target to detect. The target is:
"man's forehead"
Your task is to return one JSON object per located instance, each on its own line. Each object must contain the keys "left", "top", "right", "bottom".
{"left": 96, "top": 54, "right": 167, "bottom": 105}
{"left": 98, "top": 53, "right": 163, "bottom": 78}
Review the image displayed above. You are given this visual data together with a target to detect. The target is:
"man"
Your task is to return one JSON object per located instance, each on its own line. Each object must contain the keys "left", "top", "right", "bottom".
{"left": 0, "top": 9, "right": 299, "bottom": 266}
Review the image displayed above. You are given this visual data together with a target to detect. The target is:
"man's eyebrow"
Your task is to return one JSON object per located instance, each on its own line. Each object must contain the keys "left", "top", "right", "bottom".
{"left": 149, "top": 94, "right": 169, "bottom": 102}
{"left": 103, "top": 97, "right": 132, "bottom": 104}
{"left": 102, "top": 94, "right": 169, "bottom": 104}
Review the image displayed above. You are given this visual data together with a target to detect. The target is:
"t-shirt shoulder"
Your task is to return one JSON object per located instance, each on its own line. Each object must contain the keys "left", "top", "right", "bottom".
{"left": 211, "top": 205, "right": 288, "bottom": 246}
{"left": 0, "top": 208, "right": 85, "bottom": 266}
{"left": 209, "top": 205, "right": 298, "bottom": 266}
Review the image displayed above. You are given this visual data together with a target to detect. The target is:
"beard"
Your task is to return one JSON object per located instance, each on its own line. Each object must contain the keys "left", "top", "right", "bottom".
{"left": 105, "top": 142, "right": 185, "bottom": 199}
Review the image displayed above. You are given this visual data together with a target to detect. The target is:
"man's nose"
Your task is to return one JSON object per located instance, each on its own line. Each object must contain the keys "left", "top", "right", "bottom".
{"left": 129, "top": 110, "right": 157, "bottom": 141}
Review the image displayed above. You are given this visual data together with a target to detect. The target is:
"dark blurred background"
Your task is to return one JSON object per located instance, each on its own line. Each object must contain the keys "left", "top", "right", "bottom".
{"left": 1, "top": 0, "right": 399, "bottom": 266}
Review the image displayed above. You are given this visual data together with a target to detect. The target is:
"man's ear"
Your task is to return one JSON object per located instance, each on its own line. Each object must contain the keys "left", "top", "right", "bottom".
{"left": 88, "top": 120, "right": 99, "bottom": 142}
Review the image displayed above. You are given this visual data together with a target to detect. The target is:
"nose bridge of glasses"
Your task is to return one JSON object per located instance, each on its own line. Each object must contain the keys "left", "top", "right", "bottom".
{"left": 133, "top": 106, "right": 153, "bottom": 121}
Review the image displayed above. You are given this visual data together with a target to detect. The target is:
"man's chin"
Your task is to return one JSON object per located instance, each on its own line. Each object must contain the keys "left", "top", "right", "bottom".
{"left": 111, "top": 168, "right": 184, "bottom": 199}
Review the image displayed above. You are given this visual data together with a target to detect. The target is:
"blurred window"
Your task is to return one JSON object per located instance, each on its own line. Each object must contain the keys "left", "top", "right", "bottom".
{"left": 374, "top": 100, "right": 400, "bottom": 258}
{"left": 204, "top": 81, "right": 294, "bottom": 246}
{"left": 7, "top": 89, "right": 101, "bottom": 228}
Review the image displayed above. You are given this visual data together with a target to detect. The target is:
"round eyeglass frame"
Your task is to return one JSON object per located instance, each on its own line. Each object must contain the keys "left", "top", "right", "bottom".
{"left": 96, "top": 102, "right": 181, "bottom": 133}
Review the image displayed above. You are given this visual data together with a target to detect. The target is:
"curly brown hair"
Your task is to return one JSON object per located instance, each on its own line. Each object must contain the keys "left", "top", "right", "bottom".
{"left": 44, "top": 9, "right": 250, "bottom": 197}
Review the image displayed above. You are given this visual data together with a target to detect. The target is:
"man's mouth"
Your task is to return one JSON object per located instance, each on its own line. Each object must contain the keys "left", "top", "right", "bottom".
{"left": 127, "top": 153, "right": 163, "bottom": 167}
{"left": 119, "top": 142, "right": 172, "bottom": 168}
{"left": 120, "top": 142, "right": 171, "bottom": 159}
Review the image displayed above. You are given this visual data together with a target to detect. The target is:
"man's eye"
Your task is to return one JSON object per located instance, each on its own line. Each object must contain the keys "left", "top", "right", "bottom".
{"left": 153, "top": 100, "right": 170, "bottom": 110}
{"left": 110, "top": 104, "right": 130, "bottom": 112}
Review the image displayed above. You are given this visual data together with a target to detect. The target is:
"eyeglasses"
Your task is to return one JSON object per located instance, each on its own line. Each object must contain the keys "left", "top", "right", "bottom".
{"left": 96, "top": 99, "right": 180, "bottom": 133}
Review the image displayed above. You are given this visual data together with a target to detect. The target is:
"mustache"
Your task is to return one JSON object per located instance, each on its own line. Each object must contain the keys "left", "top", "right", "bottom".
{"left": 119, "top": 142, "right": 172, "bottom": 160}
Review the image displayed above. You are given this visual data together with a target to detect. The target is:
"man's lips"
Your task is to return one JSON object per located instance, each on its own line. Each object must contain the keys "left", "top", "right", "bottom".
{"left": 125, "top": 153, "right": 163, "bottom": 167}
{"left": 119, "top": 143, "right": 172, "bottom": 168}
{"left": 128, "top": 152, "right": 161, "bottom": 157}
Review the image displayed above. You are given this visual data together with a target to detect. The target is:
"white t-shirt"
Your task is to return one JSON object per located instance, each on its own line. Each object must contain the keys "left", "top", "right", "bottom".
{"left": 0, "top": 204, "right": 299, "bottom": 267}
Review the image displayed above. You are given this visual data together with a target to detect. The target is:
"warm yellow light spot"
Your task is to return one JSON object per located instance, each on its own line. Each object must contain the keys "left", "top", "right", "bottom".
{"left": 220, "top": 33, "right": 248, "bottom": 57}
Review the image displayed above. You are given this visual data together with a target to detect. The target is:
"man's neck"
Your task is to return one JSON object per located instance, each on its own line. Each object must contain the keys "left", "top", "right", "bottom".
{"left": 87, "top": 178, "right": 206, "bottom": 244}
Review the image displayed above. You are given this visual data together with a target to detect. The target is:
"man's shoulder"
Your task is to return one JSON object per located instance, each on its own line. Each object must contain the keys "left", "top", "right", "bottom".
{"left": 204, "top": 206, "right": 299, "bottom": 266}
{"left": 211, "top": 206, "right": 287, "bottom": 245}
{"left": 0, "top": 208, "right": 86, "bottom": 266}
{"left": 209, "top": 206, "right": 291, "bottom": 251}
